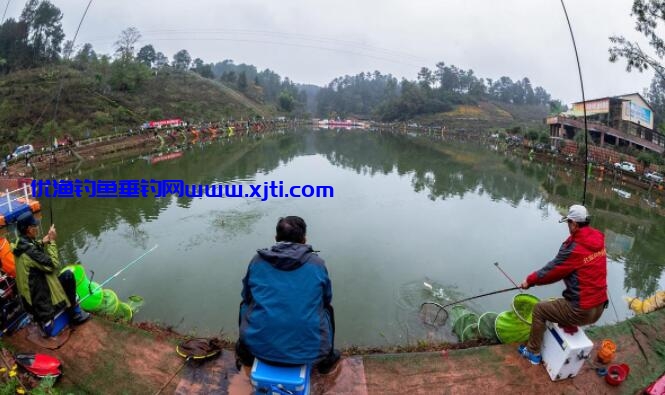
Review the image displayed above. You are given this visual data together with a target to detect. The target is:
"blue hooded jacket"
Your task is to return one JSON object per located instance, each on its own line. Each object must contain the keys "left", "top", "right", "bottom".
{"left": 239, "top": 242, "right": 334, "bottom": 365}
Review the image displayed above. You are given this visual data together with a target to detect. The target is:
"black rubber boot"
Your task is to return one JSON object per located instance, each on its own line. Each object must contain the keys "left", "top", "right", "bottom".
{"left": 316, "top": 349, "right": 341, "bottom": 374}
{"left": 69, "top": 306, "right": 91, "bottom": 325}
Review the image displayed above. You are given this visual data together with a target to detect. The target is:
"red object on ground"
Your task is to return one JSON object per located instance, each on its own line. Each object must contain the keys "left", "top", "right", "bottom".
{"left": 14, "top": 353, "right": 62, "bottom": 378}
{"left": 605, "top": 363, "right": 629, "bottom": 386}
{"left": 645, "top": 372, "right": 665, "bottom": 395}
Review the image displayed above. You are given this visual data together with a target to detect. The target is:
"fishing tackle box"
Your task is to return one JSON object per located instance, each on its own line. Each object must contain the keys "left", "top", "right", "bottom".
{"left": 541, "top": 321, "right": 593, "bottom": 381}
{"left": 250, "top": 359, "right": 311, "bottom": 395}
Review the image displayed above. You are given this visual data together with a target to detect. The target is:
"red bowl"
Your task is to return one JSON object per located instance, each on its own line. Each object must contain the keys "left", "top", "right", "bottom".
{"left": 605, "top": 364, "right": 630, "bottom": 386}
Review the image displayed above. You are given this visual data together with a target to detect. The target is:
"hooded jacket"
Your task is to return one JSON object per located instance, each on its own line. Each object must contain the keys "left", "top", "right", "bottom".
{"left": 13, "top": 235, "right": 69, "bottom": 323}
{"left": 527, "top": 226, "right": 608, "bottom": 309}
{"left": 239, "top": 242, "right": 333, "bottom": 365}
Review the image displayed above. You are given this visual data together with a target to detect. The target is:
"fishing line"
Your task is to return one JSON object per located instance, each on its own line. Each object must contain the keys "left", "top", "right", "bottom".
{"left": 560, "top": 0, "right": 589, "bottom": 205}
{"left": 52, "top": 0, "right": 94, "bottom": 120}
{"left": 608, "top": 291, "right": 620, "bottom": 322}
{"left": 78, "top": 244, "right": 158, "bottom": 304}
{"left": 493, "top": 261, "right": 521, "bottom": 289}
{"left": 48, "top": 0, "right": 93, "bottom": 225}
{"left": 1, "top": 0, "right": 10, "bottom": 24}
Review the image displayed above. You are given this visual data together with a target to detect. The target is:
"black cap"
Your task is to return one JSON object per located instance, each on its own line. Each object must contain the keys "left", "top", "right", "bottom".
{"left": 17, "top": 212, "right": 39, "bottom": 233}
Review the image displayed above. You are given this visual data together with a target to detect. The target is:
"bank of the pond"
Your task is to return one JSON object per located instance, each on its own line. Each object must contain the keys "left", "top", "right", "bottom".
{"left": 2, "top": 120, "right": 297, "bottom": 178}
{"left": 1, "top": 308, "right": 663, "bottom": 394}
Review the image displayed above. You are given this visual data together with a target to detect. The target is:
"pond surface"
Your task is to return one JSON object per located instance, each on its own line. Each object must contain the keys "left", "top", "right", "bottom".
{"left": 33, "top": 129, "right": 665, "bottom": 347}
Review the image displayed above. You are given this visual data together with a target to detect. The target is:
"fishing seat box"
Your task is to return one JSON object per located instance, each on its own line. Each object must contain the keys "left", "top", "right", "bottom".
{"left": 250, "top": 359, "right": 311, "bottom": 395}
{"left": 541, "top": 321, "right": 593, "bottom": 381}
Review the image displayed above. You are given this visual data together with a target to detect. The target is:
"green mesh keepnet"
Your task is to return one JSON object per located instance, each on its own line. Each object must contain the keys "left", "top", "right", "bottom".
{"left": 450, "top": 305, "right": 479, "bottom": 341}
{"left": 461, "top": 323, "right": 480, "bottom": 341}
{"left": 494, "top": 310, "right": 531, "bottom": 343}
{"left": 512, "top": 294, "right": 539, "bottom": 324}
{"left": 477, "top": 312, "right": 499, "bottom": 342}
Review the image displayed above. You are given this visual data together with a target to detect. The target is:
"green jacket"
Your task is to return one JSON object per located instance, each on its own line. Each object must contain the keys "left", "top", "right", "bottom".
{"left": 14, "top": 236, "right": 69, "bottom": 323}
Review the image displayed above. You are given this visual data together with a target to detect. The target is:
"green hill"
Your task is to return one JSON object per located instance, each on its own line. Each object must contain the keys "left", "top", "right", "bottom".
{"left": 413, "top": 101, "right": 549, "bottom": 130}
{"left": 0, "top": 65, "right": 274, "bottom": 151}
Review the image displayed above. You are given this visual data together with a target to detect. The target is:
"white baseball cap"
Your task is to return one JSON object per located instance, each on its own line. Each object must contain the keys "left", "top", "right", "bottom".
{"left": 559, "top": 204, "right": 589, "bottom": 223}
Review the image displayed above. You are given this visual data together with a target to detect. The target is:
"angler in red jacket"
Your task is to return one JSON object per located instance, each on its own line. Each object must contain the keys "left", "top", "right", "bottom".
{"left": 518, "top": 204, "right": 607, "bottom": 365}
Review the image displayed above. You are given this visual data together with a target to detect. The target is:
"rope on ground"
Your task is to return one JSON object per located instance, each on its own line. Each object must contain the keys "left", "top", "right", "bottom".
{"left": 628, "top": 321, "right": 650, "bottom": 364}
{"left": 153, "top": 357, "right": 189, "bottom": 395}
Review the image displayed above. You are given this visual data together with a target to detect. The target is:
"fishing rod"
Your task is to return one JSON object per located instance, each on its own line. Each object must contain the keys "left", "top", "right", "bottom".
{"left": 78, "top": 244, "right": 158, "bottom": 304}
{"left": 420, "top": 286, "right": 520, "bottom": 325}
{"left": 493, "top": 261, "right": 523, "bottom": 293}
{"left": 47, "top": 0, "right": 94, "bottom": 225}
{"left": 0, "top": 244, "right": 158, "bottom": 336}
{"left": 560, "top": 0, "right": 589, "bottom": 205}
{"left": 0, "top": 244, "right": 157, "bottom": 338}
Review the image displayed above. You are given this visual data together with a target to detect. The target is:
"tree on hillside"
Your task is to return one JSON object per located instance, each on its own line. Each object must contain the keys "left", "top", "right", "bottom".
{"left": 417, "top": 67, "right": 434, "bottom": 91}
{"left": 73, "top": 42, "right": 96, "bottom": 69}
{"left": 154, "top": 51, "right": 169, "bottom": 69}
{"left": 0, "top": 18, "right": 30, "bottom": 72}
{"left": 136, "top": 44, "right": 156, "bottom": 67}
{"left": 192, "top": 57, "right": 214, "bottom": 78}
{"left": 172, "top": 49, "right": 191, "bottom": 71}
{"left": 221, "top": 70, "right": 237, "bottom": 83}
{"left": 238, "top": 71, "right": 248, "bottom": 91}
{"left": 115, "top": 27, "right": 141, "bottom": 62}
{"left": 20, "top": 0, "right": 64, "bottom": 64}
{"left": 278, "top": 91, "right": 295, "bottom": 112}
{"left": 646, "top": 76, "right": 665, "bottom": 128}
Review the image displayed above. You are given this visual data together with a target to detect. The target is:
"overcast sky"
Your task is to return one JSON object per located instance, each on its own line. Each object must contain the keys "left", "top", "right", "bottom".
{"left": 2, "top": 0, "right": 657, "bottom": 104}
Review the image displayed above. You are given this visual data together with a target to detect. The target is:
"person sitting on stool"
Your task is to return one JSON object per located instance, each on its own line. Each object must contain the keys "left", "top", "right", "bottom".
{"left": 236, "top": 216, "right": 340, "bottom": 374}
{"left": 13, "top": 212, "right": 90, "bottom": 335}
{"left": 518, "top": 204, "right": 607, "bottom": 364}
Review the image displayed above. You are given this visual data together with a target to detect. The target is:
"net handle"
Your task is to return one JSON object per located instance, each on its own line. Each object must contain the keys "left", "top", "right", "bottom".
{"left": 420, "top": 302, "right": 449, "bottom": 326}
{"left": 421, "top": 286, "right": 519, "bottom": 312}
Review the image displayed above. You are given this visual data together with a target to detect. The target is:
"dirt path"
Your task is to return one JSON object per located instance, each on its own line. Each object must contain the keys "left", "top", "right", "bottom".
{"left": 4, "top": 309, "right": 662, "bottom": 394}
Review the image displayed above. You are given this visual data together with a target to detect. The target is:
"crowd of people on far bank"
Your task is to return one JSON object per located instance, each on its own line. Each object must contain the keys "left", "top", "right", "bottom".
{"left": 0, "top": 203, "right": 607, "bottom": 374}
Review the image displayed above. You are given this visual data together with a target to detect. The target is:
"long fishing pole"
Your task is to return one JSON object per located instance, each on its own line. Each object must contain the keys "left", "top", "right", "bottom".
{"left": 0, "top": 244, "right": 158, "bottom": 335}
{"left": 421, "top": 286, "right": 520, "bottom": 311}
{"left": 420, "top": 286, "right": 520, "bottom": 326}
{"left": 560, "top": 0, "right": 589, "bottom": 205}
{"left": 493, "top": 262, "right": 522, "bottom": 290}
{"left": 78, "top": 244, "right": 158, "bottom": 304}
{"left": 48, "top": 0, "right": 94, "bottom": 225}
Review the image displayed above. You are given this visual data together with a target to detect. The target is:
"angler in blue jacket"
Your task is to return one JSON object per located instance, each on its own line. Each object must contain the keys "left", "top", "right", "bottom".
{"left": 236, "top": 216, "right": 340, "bottom": 374}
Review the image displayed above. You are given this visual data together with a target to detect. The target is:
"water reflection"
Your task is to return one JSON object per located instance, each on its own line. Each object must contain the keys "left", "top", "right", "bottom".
{"left": 38, "top": 130, "right": 665, "bottom": 344}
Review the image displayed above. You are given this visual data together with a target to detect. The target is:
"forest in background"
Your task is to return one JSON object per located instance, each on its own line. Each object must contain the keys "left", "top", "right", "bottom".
{"left": 1, "top": 0, "right": 572, "bottom": 149}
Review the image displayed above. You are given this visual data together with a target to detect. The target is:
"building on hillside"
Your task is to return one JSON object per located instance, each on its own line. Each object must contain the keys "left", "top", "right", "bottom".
{"left": 546, "top": 93, "right": 665, "bottom": 154}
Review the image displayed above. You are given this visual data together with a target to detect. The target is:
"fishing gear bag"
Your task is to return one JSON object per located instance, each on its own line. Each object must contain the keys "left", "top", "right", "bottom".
{"left": 0, "top": 274, "right": 28, "bottom": 335}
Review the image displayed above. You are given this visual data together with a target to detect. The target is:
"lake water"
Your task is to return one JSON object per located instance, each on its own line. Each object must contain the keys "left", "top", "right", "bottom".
{"left": 35, "top": 129, "right": 665, "bottom": 347}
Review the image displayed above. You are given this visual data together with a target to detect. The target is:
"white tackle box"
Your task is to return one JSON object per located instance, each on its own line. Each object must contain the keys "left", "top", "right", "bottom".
{"left": 541, "top": 321, "right": 594, "bottom": 381}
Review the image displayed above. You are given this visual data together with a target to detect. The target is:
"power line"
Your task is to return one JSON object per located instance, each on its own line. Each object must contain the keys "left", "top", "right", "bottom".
{"left": 140, "top": 28, "right": 429, "bottom": 63}
{"left": 84, "top": 35, "right": 424, "bottom": 69}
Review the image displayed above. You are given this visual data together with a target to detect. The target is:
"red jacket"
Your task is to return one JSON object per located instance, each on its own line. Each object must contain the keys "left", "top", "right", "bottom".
{"left": 527, "top": 226, "right": 608, "bottom": 309}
